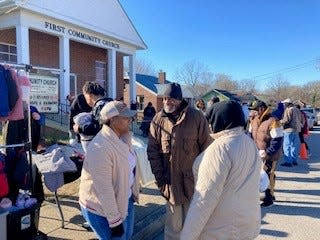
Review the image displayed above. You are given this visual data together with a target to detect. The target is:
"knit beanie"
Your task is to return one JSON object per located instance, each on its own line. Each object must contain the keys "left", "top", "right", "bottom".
{"left": 163, "top": 83, "right": 183, "bottom": 100}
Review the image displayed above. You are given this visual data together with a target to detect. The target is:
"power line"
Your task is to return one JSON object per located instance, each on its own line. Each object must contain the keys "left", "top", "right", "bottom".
{"left": 251, "top": 58, "right": 319, "bottom": 80}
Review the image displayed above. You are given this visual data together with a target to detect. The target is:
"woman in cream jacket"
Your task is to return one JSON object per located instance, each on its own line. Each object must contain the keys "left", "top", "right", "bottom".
{"left": 181, "top": 100, "right": 261, "bottom": 240}
{"left": 79, "top": 101, "right": 139, "bottom": 240}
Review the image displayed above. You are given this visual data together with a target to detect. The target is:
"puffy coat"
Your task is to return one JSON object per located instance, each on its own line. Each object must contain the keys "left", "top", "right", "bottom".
{"left": 181, "top": 127, "right": 261, "bottom": 240}
{"left": 251, "top": 107, "right": 283, "bottom": 161}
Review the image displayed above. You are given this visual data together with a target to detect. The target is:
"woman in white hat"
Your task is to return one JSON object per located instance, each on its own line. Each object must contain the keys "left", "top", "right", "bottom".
{"left": 79, "top": 101, "right": 139, "bottom": 240}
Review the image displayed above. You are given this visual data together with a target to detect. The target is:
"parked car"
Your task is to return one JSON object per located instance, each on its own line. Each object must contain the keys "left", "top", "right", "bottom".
{"left": 315, "top": 108, "right": 320, "bottom": 125}
{"left": 302, "top": 110, "right": 315, "bottom": 130}
{"left": 301, "top": 108, "right": 317, "bottom": 126}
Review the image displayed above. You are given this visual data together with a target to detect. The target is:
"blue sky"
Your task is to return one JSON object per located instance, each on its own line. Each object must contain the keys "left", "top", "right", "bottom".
{"left": 120, "top": 0, "right": 320, "bottom": 89}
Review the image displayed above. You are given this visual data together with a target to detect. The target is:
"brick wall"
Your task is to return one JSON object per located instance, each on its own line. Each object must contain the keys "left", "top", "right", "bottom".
{"left": 124, "top": 83, "right": 161, "bottom": 115}
{"left": 70, "top": 40, "right": 107, "bottom": 93}
{"left": 0, "top": 28, "right": 124, "bottom": 98}
{"left": 156, "top": 97, "right": 164, "bottom": 112}
{"left": 0, "top": 28, "right": 16, "bottom": 44}
{"left": 29, "top": 30, "right": 59, "bottom": 68}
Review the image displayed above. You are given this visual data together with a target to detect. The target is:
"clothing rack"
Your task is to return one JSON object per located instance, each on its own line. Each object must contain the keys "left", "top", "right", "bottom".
{"left": 0, "top": 63, "right": 44, "bottom": 239}
{"left": 0, "top": 63, "right": 33, "bottom": 193}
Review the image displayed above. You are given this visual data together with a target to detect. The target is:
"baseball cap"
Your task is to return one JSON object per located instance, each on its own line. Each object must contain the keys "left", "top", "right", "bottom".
{"left": 248, "top": 100, "right": 267, "bottom": 110}
{"left": 100, "top": 100, "right": 136, "bottom": 122}
{"left": 281, "top": 98, "right": 292, "bottom": 104}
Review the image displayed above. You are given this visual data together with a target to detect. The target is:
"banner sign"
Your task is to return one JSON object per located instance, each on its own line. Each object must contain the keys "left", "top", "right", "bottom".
{"left": 29, "top": 74, "right": 59, "bottom": 113}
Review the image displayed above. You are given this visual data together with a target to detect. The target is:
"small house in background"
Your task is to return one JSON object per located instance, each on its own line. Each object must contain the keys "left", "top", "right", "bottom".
{"left": 238, "top": 93, "right": 258, "bottom": 104}
{"left": 123, "top": 71, "right": 195, "bottom": 119}
{"left": 202, "top": 89, "right": 241, "bottom": 104}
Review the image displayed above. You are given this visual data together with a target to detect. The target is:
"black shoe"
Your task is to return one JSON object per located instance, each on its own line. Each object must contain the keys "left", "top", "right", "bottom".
{"left": 261, "top": 200, "right": 273, "bottom": 208}
{"left": 272, "top": 196, "right": 276, "bottom": 201}
{"left": 280, "top": 162, "right": 293, "bottom": 167}
{"left": 293, "top": 162, "right": 298, "bottom": 166}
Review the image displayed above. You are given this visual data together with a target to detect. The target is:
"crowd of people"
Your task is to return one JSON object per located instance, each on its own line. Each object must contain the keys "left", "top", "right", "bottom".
{"left": 60, "top": 81, "right": 310, "bottom": 240}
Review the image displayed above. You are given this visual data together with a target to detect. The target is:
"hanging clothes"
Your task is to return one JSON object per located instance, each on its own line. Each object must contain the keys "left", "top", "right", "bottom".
{"left": 5, "top": 68, "right": 19, "bottom": 112}
{"left": 18, "top": 69, "right": 31, "bottom": 102}
{"left": 4, "top": 147, "right": 31, "bottom": 201}
{"left": 0, "top": 64, "right": 10, "bottom": 117}
{"left": 0, "top": 69, "right": 24, "bottom": 121}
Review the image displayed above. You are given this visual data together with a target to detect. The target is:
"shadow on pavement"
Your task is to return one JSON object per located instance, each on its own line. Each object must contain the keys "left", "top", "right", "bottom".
{"left": 259, "top": 229, "right": 288, "bottom": 238}
{"left": 276, "top": 176, "right": 320, "bottom": 183}
{"left": 69, "top": 214, "right": 86, "bottom": 225}
{"left": 45, "top": 196, "right": 81, "bottom": 211}
{"left": 276, "top": 189, "right": 320, "bottom": 197}
{"left": 259, "top": 200, "right": 319, "bottom": 238}
{"left": 277, "top": 163, "right": 310, "bottom": 174}
{"left": 275, "top": 200, "right": 320, "bottom": 205}
{"left": 261, "top": 203, "right": 319, "bottom": 220}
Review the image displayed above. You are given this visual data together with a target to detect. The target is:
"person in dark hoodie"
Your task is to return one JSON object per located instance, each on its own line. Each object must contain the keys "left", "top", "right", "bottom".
{"left": 147, "top": 83, "right": 212, "bottom": 240}
{"left": 73, "top": 82, "right": 113, "bottom": 139}
{"left": 69, "top": 93, "right": 92, "bottom": 145}
{"left": 181, "top": 100, "right": 261, "bottom": 240}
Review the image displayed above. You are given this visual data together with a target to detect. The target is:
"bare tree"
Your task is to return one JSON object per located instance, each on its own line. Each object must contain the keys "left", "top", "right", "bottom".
{"left": 238, "top": 78, "right": 257, "bottom": 94}
{"left": 124, "top": 57, "right": 156, "bottom": 76}
{"left": 264, "top": 75, "right": 290, "bottom": 102}
{"left": 213, "top": 73, "right": 238, "bottom": 92}
{"left": 302, "top": 81, "right": 320, "bottom": 107}
{"left": 174, "top": 60, "right": 214, "bottom": 98}
{"left": 135, "top": 58, "right": 156, "bottom": 75}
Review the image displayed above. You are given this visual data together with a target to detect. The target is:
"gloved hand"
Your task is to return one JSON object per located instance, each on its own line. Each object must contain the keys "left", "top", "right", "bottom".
{"left": 111, "top": 223, "right": 124, "bottom": 237}
{"left": 259, "top": 150, "right": 267, "bottom": 159}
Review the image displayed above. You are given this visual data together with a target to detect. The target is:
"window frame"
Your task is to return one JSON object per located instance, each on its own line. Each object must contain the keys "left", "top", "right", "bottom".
{"left": 0, "top": 42, "right": 17, "bottom": 63}
{"left": 95, "top": 60, "right": 107, "bottom": 89}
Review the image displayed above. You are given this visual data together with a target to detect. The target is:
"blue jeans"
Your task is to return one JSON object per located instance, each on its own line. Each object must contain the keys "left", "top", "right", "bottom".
{"left": 81, "top": 196, "right": 134, "bottom": 240}
{"left": 283, "top": 132, "right": 299, "bottom": 164}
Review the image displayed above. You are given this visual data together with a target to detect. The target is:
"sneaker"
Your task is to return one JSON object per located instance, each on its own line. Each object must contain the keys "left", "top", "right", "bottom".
{"left": 261, "top": 200, "right": 273, "bottom": 208}
{"left": 280, "top": 162, "right": 293, "bottom": 167}
{"left": 292, "top": 162, "right": 298, "bottom": 166}
{"left": 81, "top": 222, "right": 93, "bottom": 231}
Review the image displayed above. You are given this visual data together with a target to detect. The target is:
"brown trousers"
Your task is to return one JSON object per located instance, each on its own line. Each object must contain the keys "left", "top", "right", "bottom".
{"left": 265, "top": 159, "right": 278, "bottom": 196}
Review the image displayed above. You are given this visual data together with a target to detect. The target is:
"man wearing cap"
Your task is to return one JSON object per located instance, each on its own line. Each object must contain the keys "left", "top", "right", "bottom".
{"left": 249, "top": 100, "right": 283, "bottom": 207}
{"left": 280, "top": 98, "right": 304, "bottom": 167}
{"left": 147, "top": 83, "right": 212, "bottom": 239}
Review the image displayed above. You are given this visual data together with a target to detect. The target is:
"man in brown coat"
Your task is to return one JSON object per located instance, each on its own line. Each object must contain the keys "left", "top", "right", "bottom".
{"left": 147, "top": 83, "right": 212, "bottom": 240}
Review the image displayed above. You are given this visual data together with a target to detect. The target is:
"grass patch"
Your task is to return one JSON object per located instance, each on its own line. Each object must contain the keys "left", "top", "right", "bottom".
{"left": 0, "top": 127, "right": 68, "bottom": 146}
{"left": 45, "top": 126, "right": 69, "bottom": 145}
